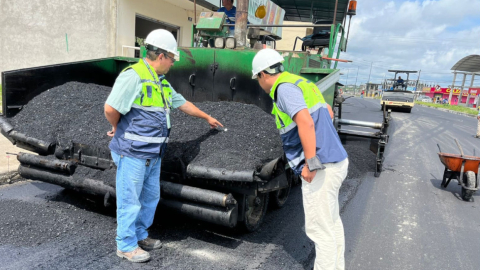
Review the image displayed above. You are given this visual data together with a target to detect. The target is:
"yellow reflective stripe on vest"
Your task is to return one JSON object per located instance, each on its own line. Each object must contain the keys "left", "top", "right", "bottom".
{"left": 308, "top": 102, "right": 327, "bottom": 114}
{"left": 132, "top": 103, "right": 165, "bottom": 112}
{"left": 278, "top": 103, "right": 328, "bottom": 135}
{"left": 124, "top": 133, "right": 169, "bottom": 144}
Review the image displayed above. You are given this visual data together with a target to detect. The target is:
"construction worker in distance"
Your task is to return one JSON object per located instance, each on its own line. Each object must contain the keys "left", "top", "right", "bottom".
{"left": 395, "top": 76, "right": 405, "bottom": 89}
{"left": 251, "top": 48, "right": 348, "bottom": 270}
{"left": 104, "top": 29, "right": 223, "bottom": 263}
{"left": 218, "top": 0, "right": 236, "bottom": 32}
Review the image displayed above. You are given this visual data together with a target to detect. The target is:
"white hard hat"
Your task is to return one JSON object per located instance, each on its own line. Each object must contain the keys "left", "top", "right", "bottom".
{"left": 251, "top": 48, "right": 284, "bottom": 79}
{"left": 145, "top": 29, "right": 180, "bottom": 60}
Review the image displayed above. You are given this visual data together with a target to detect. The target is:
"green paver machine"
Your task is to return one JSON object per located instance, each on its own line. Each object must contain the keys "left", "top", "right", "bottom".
{"left": 1, "top": 0, "right": 390, "bottom": 230}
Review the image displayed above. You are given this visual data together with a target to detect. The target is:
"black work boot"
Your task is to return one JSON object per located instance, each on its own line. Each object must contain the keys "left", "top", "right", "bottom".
{"left": 138, "top": 237, "right": 162, "bottom": 251}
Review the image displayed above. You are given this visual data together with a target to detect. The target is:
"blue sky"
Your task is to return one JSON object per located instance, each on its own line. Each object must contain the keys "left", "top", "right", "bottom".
{"left": 336, "top": 0, "right": 480, "bottom": 87}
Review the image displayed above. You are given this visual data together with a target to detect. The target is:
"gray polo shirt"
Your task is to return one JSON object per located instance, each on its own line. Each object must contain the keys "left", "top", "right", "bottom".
{"left": 276, "top": 83, "right": 307, "bottom": 118}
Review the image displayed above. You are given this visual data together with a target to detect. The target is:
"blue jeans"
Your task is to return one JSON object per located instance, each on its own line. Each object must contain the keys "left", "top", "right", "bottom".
{"left": 111, "top": 151, "right": 161, "bottom": 252}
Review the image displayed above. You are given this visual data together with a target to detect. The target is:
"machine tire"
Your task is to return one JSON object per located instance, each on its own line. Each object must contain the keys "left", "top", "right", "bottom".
{"left": 270, "top": 170, "right": 293, "bottom": 209}
{"left": 241, "top": 193, "right": 269, "bottom": 232}
{"left": 461, "top": 171, "right": 476, "bottom": 201}
{"left": 405, "top": 107, "right": 412, "bottom": 113}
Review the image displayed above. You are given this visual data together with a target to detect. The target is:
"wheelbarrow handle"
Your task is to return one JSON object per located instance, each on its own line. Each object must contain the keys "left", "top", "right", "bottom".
{"left": 437, "top": 143, "right": 442, "bottom": 153}
{"left": 454, "top": 138, "right": 464, "bottom": 157}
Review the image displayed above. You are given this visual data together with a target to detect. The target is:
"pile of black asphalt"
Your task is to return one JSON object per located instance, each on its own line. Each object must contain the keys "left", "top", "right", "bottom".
{"left": 8, "top": 82, "right": 373, "bottom": 188}
{"left": 164, "top": 101, "right": 283, "bottom": 173}
{"left": 9, "top": 82, "right": 112, "bottom": 148}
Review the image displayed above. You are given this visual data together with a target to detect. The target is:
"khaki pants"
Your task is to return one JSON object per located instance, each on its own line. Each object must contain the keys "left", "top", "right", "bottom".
{"left": 477, "top": 117, "right": 480, "bottom": 137}
{"left": 301, "top": 158, "right": 349, "bottom": 270}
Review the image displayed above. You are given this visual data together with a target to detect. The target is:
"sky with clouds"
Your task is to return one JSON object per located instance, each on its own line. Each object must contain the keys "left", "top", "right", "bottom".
{"left": 336, "top": 0, "right": 480, "bottom": 87}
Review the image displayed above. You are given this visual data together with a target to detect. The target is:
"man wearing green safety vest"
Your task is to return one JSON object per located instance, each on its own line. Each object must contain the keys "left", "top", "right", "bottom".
{"left": 104, "top": 29, "right": 223, "bottom": 263}
{"left": 252, "top": 48, "right": 349, "bottom": 270}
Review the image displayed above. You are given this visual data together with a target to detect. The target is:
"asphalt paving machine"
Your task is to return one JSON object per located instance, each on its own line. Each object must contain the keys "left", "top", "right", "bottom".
{"left": 0, "top": 0, "right": 390, "bottom": 231}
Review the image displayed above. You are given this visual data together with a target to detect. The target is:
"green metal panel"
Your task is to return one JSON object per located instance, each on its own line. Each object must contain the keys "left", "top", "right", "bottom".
{"left": 300, "top": 68, "right": 336, "bottom": 74}
{"left": 280, "top": 51, "right": 309, "bottom": 75}
{"left": 196, "top": 12, "right": 226, "bottom": 30}
{"left": 166, "top": 48, "right": 215, "bottom": 102}
{"left": 322, "top": 84, "right": 335, "bottom": 107}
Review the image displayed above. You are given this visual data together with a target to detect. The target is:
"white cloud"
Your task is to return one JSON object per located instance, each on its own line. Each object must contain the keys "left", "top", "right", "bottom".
{"left": 338, "top": 0, "right": 480, "bottom": 87}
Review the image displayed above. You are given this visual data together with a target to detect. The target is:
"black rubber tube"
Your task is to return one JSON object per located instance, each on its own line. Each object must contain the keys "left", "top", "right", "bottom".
{"left": 187, "top": 164, "right": 254, "bottom": 182}
{"left": 17, "top": 152, "right": 76, "bottom": 174}
{"left": 9, "top": 131, "right": 54, "bottom": 155}
{"left": 18, "top": 165, "right": 115, "bottom": 197}
{"left": 159, "top": 198, "right": 238, "bottom": 227}
{"left": 0, "top": 116, "right": 14, "bottom": 134}
{"left": 18, "top": 166, "right": 239, "bottom": 227}
{"left": 161, "top": 181, "right": 236, "bottom": 207}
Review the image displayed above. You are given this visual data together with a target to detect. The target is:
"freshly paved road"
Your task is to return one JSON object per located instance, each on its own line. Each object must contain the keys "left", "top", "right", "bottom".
{"left": 0, "top": 98, "right": 377, "bottom": 270}
{"left": 3, "top": 97, "right": 475, "bottom": 269}
{"left": 342, "top": 98, "right": 480, "bottom": 270}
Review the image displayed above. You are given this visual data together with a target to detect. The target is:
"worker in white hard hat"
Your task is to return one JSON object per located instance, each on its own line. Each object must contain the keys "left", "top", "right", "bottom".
{"left": 252, "top": 48, "right": 349, "bottom": 270}
{"left": 104, "top": 29, "right": 223, "bottom": 263}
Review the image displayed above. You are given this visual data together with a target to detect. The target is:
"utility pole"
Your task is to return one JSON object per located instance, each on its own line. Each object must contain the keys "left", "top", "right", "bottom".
{"left": 234, "top": 0, "right": 249, "bottom": 47}
{"left": 367, "top": 62, "right": 373, "bottom": 83}
{"left": 346, "top": 68, "right": 350, "bottom": 86}
{"left": 354, "top": 67, "right": 359, "bottom": 95}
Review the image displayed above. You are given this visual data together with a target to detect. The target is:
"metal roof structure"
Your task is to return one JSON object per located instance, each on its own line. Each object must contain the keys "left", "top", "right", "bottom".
{"left": 272, "top": 0, "right": 350, "bottom": 23}
{"left": 451, "top": 55, "right": 480, "bottom": 72}
{"left": 388, "top": 70, "right": 418, "bottom": 74}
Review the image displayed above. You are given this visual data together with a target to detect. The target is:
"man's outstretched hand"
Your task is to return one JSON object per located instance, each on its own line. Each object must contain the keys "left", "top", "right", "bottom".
{"left": 207, "top": 116, "right": 223, "bottom": 129}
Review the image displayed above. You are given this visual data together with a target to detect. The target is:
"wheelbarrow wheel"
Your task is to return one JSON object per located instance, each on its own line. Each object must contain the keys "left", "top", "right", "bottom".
{"left": 240, "top": 193, "right": 269, "bottom": 232}
{"left": 461, "top": 171, "right": 476, "bottom": 201}
{"left": 441, "top": 168, "right": 448, "bottom": 188}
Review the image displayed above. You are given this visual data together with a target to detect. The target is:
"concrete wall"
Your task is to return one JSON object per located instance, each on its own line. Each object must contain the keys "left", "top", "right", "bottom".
{"left": 275, "top": 21, "right": 310, "bottom": 51}
{"left": 117, "top": 0, "right": 212, "bottom": 57}
{"left": 0, "top": 0, "right": 117, "bottom": 75}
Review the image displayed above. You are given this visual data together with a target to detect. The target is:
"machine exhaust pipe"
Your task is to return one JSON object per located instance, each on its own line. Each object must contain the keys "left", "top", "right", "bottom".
{"left": 17, "top": 152, "right": 76, "bottom": 174}
{"left": 161, "top": 181, "right": 236, "bottom": 207}
{"left": 159, "top": 199, "right": 238, "bottom": 227}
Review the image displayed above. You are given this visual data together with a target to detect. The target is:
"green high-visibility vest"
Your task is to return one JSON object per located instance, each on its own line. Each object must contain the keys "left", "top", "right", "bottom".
{"left": 123, "top": 59, "right": 173, "bottom": 110}
{"left": 269, "top": 72, "right": 327, "bottom": 134}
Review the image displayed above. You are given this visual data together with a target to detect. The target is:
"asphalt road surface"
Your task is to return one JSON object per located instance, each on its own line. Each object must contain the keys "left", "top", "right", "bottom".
{"left": 0, "top": 97, "right": 376, "bottom": 270}
{"left": 3, "top": 97, "right": 476, "bottom": 270}
{"left": 342, "top": 98, "right": 480, "bottom": 270}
